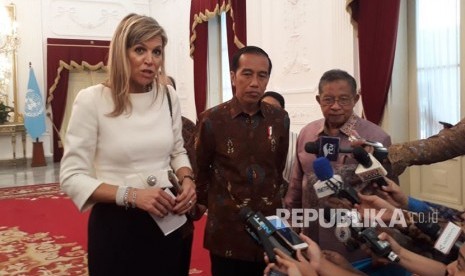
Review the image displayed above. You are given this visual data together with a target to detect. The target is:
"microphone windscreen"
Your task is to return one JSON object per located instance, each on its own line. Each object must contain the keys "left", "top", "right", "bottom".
{"left": 353, "top": 146, "right": 372, "bottom": 167}
{"left": 313, "top": 157, "right": 333, "bottom": 181}
{"left": 305, "top": 141, "right": 319, "bottom": 154}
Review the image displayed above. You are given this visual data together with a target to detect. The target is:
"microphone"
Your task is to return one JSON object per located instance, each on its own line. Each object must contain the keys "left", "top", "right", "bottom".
{"left": 353, "top": 146, "right": 388, "bottom": 186}
{"left": 318, "top": 136, "right": 342, "bottom": 161}
{"left": 313, "top": 157, "right": 360, "bottom": 204}
{"left": 167, "top": 170, "right": 183, "bottom": 195}
{"left": 323, "top": 207, "right": 400, "bottom": 262}
{"left": 305, "top": 141, "right": 388, "bottom": 162}
{"left": 239, "top": 207, "right": 293, "bottom": 262}
{"left": 312, "top": 157, "right": 342, "bottom": 199}
{"left": 305, "top": 141, "right": 352, "bottom": 155}
{"left": 414, "top": 218, "right": 463, "bottom": 255}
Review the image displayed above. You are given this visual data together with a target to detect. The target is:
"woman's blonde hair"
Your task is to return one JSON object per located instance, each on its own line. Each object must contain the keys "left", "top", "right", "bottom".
{"left": 106, "top": 13, "right": 168, "bottom": 116}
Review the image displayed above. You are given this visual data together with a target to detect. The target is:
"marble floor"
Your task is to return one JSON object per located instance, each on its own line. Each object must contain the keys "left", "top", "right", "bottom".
{"left": 0, "top": 158, "right": 60, "bottom": 188}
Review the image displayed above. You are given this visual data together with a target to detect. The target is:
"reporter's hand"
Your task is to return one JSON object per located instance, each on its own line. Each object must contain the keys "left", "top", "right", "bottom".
{"left": 264, "top": 248, "right": 317, "bottom": 276}
{"left": 299, "top": 233, "right": 323, "bottom": 272}
{"left": 322, "top": 250, "right": 356, "bottom": 272}
{"left": 377, "top": 232, "right": 403, "bottom": 255}
{"left": 362, "top": 231, "right": 404, "bottom": 266}
{"left": 374, "top": 178, "right": 408, "bottom": 209}
{"left": 354, "top": 193, "right": 397, "bottom": 223}
{"left": 300, "top": 234, "right": 368, "bottom": 276}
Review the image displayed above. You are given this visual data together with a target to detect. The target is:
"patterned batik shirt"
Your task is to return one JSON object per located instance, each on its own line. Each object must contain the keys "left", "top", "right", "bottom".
{"left": 194, "top": 97, "right": 289, "bottom": 262}
{"left": 388, "top": 117, "right": 465, "bottom": 176}
{"left": 284, "top": 113, "right": 395, "bottom": 262}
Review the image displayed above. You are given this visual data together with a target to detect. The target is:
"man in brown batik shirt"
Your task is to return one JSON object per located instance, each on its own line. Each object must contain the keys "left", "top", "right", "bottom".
{"left": 194, "top": 46, "right": 289, "bottom": 276}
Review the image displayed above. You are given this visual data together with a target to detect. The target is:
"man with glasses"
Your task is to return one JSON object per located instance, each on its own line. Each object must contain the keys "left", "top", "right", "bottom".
{"left": 284, "top": 69, "right": 397, "bottom": 265}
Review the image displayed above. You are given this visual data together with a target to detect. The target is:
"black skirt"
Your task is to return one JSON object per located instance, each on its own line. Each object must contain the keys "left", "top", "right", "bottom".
{"left": 88, "top": 203, "right": 194, "bottom": 276}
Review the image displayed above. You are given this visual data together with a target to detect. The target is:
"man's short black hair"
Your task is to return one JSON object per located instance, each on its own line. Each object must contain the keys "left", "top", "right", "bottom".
{"left": 230, "top": 46, "right": 272, "bottom": 74}
{"left": 318, "top": 69, "right": 357, "bottom": 95}
{"left": 261, "top": 91, "right": 285, "bottom": 109}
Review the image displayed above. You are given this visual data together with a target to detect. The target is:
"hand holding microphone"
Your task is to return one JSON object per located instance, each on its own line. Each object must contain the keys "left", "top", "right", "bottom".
{"left": 264, "top": 236, "right": 318, "bottom": 276}
{"left": 354, "top": 193, "right": 397, "bottom": 223}
{"left": 240, "top": 207, "right": 298, "bottom": 263}
{"left": 323, "top": 206, "right": 400, "bottom": 262}
{"left": 264, "top": 233, "right": 364, "bottom": 276}
{"left": 375, "top": 177, "right": 409, "bottom": 209}
{"left": 357, "top": 188, "right": 464, "bottom": 257}
{"left": 375, "top": 232, "right": 452, "bottom": 276}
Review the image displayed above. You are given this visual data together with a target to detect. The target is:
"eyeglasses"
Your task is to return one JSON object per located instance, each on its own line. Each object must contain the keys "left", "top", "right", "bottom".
{"left": 319, "top": 96, "right": 354, "bottom": 106}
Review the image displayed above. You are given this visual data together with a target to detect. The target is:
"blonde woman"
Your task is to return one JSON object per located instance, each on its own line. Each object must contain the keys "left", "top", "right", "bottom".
{"left": 60, "top": 14, "right": 196, "bottom": 275}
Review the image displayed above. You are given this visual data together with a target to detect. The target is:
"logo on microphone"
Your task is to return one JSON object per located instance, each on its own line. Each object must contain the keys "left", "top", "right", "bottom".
{"left": 319, "top": 136, "right": 340, "bottom": 161}
{"left": 335, "top": 226, "right": 351, "bottom": 242}
{"left": 322, "top": 143, "right": 336, "bottom": 156}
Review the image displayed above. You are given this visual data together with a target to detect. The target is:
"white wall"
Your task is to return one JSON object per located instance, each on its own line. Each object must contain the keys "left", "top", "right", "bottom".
{"left": 1, "top": 0, "right": 395, "bottom": 161}
{"left": 247, "top": 0, "right": 355, "bottom": 133}
{"left": 0, "top": 0, "right": 151, "bottom": 161}
{"left": 150, "top": 0, "right": 196, "bottom": 122}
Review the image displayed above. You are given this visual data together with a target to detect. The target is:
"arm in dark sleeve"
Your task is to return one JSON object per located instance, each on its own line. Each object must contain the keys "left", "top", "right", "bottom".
{"left": 276, "top": 114, "right": 290, "bottom": 177}
{"left": 194, "top": 114, "right": 215, "bottom": 206}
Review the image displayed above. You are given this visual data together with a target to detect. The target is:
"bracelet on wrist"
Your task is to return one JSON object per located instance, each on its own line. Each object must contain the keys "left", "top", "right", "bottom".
{"left": 123, "top": 187, "right": 130, "bottom": 209}
{"left": 130, "top": 188, "right": 137, "bottom": 209}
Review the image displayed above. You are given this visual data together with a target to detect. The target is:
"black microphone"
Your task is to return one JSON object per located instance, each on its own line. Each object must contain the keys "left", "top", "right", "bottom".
{"left": 305, "top": 141, "right": 352, "bottom": 155}
{"left": 167, "top": 170, "right": 183, "bottom": 195}
{"left": 305, "top": 141, "right": 388, "bottom": 162}
{"left": 362, "top": 140, "right": 389, "bottom": 161}
{"left": 239, "top": 207, "right": 293, "bottom": 263}
{"left": 323, "top": 207, "right": 400, "bottom": 262}
{"left": 352, "top": 146, "right": 388, "bottom": 186}
{"left": 313, "top": 157, "right": 360, "bottom": 204}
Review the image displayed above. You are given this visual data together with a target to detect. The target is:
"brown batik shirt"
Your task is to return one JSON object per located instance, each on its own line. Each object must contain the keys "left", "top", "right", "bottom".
{"left": 194, "top": 96, "right": 289, "bottom": 262}
{"left": 388, "top": 117, "right": 465, "bottom": 176}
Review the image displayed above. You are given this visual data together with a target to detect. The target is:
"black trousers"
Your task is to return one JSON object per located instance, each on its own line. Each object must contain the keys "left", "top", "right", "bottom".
{"left": 210, "top": 253, "right": 266, "bottom": 276}
{"left": 88, "top": 203, "right": 193, "bottom": 276}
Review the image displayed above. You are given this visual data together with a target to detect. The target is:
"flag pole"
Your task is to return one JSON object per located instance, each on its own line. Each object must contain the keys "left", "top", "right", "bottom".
{"left": 28, "top": 62, "right": 46, "bottom": 167}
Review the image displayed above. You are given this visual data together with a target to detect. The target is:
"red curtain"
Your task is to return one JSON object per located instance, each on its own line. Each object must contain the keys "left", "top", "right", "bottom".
{"left": 46, "top": 38, "right": 110, "bottom": 162}
{"left": 190, "top": 0, "right": 246, "bottom": 117}
{"left": 226, "top": 0, "right": 246, "bottom": 65}
{"left": 347, "top": 0, "right": 401, "bottom": 125}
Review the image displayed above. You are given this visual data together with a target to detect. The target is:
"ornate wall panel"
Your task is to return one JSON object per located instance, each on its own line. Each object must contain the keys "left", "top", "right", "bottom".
{"left": 247, "top": 0, "right": 354, "bottom": 133}
{"left": 44, "top": 0, "right": 150, "bottom": 39}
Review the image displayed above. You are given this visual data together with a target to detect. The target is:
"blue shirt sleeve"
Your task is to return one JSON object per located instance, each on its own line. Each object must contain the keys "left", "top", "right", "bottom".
{"left": 407, "top": 196, "right": 431, "bottom": 213}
